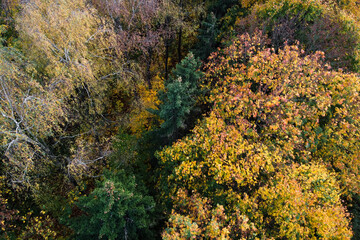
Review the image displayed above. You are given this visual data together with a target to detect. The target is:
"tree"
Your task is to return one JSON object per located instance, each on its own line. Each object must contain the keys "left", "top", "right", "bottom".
{"left": 206, "top": 0, "right": 240, "bottom": 19}
{"left": 151, "top": 52, "right": 203, "bottom": 144}
{"left": 162, "top": 189, "right": 257, "bottom": 240}
{"left": 162, "top": 0, "right": 205, "bottom": 63}
{"left": 203, "top": 32, "right": 360, "bottom": 199}
{"left": 92, "top": 0, "right": 166, "bottom": 89}
{"left": 65, "top": 170, "right": 155, "bottom": 240}
{"left": 0, "top": 47, "right": 64, "bottom": 186}
{"left": 158, "top": 31, "right": 356, "bottom": 238}
{"left": 235, "top": 0, "right": 360, "bottom": 71}
{"left": 193, "top": 12, "right": 219, "bottom": 60}
{"left": 14, "top": 0, "right": 130, "bottom": 183}
{"left": 254, "top": 163, "right": 352, "bottom": 239}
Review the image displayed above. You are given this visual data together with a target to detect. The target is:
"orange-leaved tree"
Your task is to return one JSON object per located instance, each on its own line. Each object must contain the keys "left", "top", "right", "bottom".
{"left": 158, "top": 31, "right": 357, "bottom": 238}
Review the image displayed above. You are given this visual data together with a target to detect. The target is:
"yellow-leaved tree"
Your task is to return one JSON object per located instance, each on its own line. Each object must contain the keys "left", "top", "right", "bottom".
{"left": 0, "top": 47, "right": 64, "bottom": 186}
{"left": 158, "top": 31, "right": 357, "bottom": 239}
{"left": 0, "top": 0, "right": 144, "bottom": 223}
{"left": 14, "top": 0, "right": 138, "bottom": 182}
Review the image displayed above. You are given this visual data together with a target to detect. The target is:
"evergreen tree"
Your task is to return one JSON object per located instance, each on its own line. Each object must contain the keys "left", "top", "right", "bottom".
{"left": 193, "top": 12, "right": 219, "bottom": 60}
{"left": 206, "top": 0, "right": 239, "bottom": 19}
{"left": 64, "top": 170, "right": 155, "bottom": 240}
{"left": 151, "top": 52, "right": 203, "bottom": 144}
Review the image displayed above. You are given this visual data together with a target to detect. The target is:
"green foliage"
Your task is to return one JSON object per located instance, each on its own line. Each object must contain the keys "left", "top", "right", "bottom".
{"left": 65, "top": 170, "right": 155, "bottom": 240}
{"left": 205, "top": 0, "right": 240, "bottom": 19}
{"left": 1, "top": 0, "right": 360, "bottom": 238}
{"left": 152, "top": 52, "right": 204, "bottom": 144}
{"left": 109, "top": 131, "right": 154, "bottom": 191}
{"left": 193, "top": 12, "right": 219, "bottom": 60}
{"left": 349, "top": 195, "right": 360, "bottom": 239}
{"left": 110, "top": 131, "right": 139, "bottom": 171}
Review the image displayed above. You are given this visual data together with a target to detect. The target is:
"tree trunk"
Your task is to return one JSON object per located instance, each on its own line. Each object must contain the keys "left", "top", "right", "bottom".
{"left": 178, "top": 27, "right": 182, "bottom": 63}
{"left": 165, "top": 38, "right": 169, "bottom": 80}
{"left": 146, "top": 48, "right": 153, "bottom": 89}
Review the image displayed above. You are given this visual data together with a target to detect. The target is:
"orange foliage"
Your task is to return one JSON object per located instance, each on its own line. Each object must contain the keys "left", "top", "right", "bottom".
{"left": 159, "top": 31, "right": 356, "bottom": 238}
{"left": 162, "top": 189, "right": 257, "bottom": 240}
{"left": 205, "top": 31, "right": 360, "bottom": 198}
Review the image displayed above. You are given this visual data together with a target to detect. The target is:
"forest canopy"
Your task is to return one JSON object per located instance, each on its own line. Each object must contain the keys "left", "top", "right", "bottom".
{"left": 0, "top": 0, "right": 359, "bottom": 239}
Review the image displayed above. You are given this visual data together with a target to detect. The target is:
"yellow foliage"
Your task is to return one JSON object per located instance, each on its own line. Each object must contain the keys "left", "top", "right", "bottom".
{"left": 11, "top": 0, "right": 133, "bottom": 183}
{"left": 17, "top": 211, "right": 57, "bottom": 240}
{"left": 16, "top": 0, "right": 121, "bottom": 111}
{"left": 129, "top": 74, "right": 164, "bottom": 135}
{"left": 159, "top": 31, "right": 356, "bottom": 238}
{"left": 255, "top": 163, "right": 352, "bottom": 239}
{"left": 162, "top": 189, "right": 257, "bottom": 239}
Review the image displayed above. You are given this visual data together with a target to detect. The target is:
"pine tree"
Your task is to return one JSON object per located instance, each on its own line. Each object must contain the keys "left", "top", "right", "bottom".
{"left": 193, "top": 12, "right": 219, "bottom": 60}
{"left": 152, "top": 52, "right": 203, "bottom": 144}
{"left": 64, "top": 170, "right": 155, "bottom": 240}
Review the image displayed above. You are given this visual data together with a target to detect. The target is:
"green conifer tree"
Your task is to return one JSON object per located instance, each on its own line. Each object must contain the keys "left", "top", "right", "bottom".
{"left": 64, "top": 170, "right": 155, "bottom": 240}
{"left": 193, "top": 12, "right": 219, "bottom": 60}
{"left": 152, "top": 52, "right": 203, "bottom": 144}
